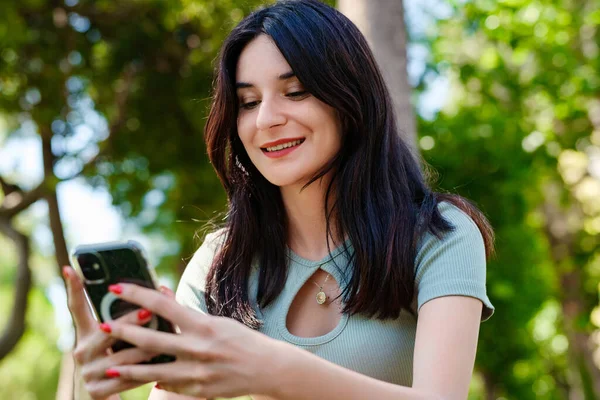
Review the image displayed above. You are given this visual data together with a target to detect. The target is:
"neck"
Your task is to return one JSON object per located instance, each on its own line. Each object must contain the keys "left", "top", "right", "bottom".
{"left": 280, "top": 178, "right": 342, "bottom": 261}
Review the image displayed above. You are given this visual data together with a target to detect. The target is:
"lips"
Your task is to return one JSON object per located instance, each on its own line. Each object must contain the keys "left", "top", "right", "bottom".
{"left": 260, "top": 138, "right": 305, "bottom": 158}
{"left": 262, "top": 139, "right": 304, "bottom": 152}
{"left": 260, "top": 137, "right": 305, "bottom": 151}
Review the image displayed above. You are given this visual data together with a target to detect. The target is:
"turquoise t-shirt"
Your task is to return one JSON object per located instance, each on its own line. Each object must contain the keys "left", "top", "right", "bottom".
{"left": 175, "top": 202, "right": 494, "bottom": 387}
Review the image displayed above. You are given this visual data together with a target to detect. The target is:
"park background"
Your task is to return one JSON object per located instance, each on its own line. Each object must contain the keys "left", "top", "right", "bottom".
{"left": 1, "top": 0, "right": 599, "bottom": 399}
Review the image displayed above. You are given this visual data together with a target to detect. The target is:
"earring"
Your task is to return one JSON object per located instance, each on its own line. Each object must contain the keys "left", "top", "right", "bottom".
{"left": 235, "top": 155, "right": 250, "bottom": 177}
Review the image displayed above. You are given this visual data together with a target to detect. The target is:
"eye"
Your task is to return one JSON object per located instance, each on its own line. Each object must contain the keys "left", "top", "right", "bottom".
{"left": 286, "top": 90, "right": 308, "bottom": 99}
{"left": 240, "top": 100, "right": 260, "bottom": 110}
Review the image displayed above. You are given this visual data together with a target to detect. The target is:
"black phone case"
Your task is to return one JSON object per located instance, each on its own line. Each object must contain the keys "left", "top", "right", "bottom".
{"left": 72, "top": 241, "right": 176, "bottom": 364}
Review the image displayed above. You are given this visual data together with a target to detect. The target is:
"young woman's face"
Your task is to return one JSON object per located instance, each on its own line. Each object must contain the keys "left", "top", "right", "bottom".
{"left": 235, "top": 35, "right": 342, "bottom": 188}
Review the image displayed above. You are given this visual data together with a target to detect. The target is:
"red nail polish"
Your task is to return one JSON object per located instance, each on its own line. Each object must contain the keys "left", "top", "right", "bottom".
{"left": 105, "top": 369, "right": 120, "bottom": 378}
{"left": 154, "top": 383, "right": 162, "bottom": 390}
{"left": 99, "top": 323, "right": 112, "bottom": 333}
{"left": 62, "top": 267, "right": 70, "bottom": 280}
{"left": 108, "top": 284, "right": 122, "bottom": 294}
{"left": 138, "top": 309, "right": 152, "bottom": 320}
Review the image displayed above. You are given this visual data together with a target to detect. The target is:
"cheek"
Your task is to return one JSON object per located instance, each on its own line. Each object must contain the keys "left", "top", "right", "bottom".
{"left": 236, "top": 116, "right": 254, "bottom": 149}
{"left": 320, "top": 113, "right": 342, "bottom": 151}
{"left": 307, "top": 102, "right": 341, "bottom": 148}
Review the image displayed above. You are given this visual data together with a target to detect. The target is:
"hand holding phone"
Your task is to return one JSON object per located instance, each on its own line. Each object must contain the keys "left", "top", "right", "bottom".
{"left": 63, "top": 265, "right": 165, "bottom": 399}
{"left": 71, "top": 241, "right": 176, "bottom": 364}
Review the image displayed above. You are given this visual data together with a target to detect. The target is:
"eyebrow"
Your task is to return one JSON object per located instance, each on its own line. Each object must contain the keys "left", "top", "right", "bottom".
{"left": 235, "top": 71, "right": 296, "bottom": 89}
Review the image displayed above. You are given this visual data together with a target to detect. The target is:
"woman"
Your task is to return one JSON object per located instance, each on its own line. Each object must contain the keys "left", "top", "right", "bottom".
{"left": 64, "top": 0, "right": 495, "bottom": 399}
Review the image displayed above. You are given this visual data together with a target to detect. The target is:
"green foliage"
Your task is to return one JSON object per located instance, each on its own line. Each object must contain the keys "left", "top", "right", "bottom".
{"left": 418, "top": 0, "right": 600, "bottom": 397}
{"left": 0, "top": 285, "right": 61, "bottom": 400}
{"left": 0, "top": 0, "right": 272, "bottom": 282}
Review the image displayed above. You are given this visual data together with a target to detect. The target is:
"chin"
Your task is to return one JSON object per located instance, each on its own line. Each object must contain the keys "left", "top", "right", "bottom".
{"left": 264, "top": 177, "right": 301, "bottom": 188}
{"left": 261, "top": 172, "right": 312, "bottom": 188}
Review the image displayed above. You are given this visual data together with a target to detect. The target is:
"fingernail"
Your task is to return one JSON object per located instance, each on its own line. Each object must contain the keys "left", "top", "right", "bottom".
{"left": 159, "top": 286, "right": 168, "bottom": 294}
{"left": 99, "top": 323, "right": 112, "bottom": 333}
{"left": 154, "top": 383, "right": 162, "bottom": 390}
{"left": 108, "top": 284, "right": 122, "bottom": 294}
{"left": 62, "top": 266, "right": 70, "bottom": 280}
{"left": 137, "top": 309, "right": 152, "bottom": 320}
{"left": 105, "top": 369, "right": 120, "bottom": 378}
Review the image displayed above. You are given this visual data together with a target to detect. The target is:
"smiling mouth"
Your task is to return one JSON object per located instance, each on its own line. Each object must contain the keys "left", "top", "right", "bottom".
{"left": 261, "top": 139, "right": 305, "bottom": 153}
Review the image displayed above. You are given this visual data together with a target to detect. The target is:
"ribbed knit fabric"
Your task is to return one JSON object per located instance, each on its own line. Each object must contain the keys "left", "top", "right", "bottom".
{"left": 176, "top": 201, "right": 494, "bottom": 387}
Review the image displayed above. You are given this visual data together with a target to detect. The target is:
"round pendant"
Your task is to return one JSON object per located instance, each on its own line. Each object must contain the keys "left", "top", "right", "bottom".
{"left": 316, "top": 291, "right": 327, "bottom": 305}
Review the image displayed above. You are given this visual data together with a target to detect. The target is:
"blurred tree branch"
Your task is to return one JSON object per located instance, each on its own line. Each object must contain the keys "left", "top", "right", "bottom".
{"left": 0, "top": 176, "right": 21, "bottom": 196}
{"left": 0, "top": 175, "right": 39, "bottom": 360}
{"left": 0, "top": 217, "right": 32, "bottom": 360}
{"left": 0, "top": 180, "right": 46, "bottom": 220}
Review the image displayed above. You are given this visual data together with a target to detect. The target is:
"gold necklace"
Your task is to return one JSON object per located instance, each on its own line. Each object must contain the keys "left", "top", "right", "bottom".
{"left": 312, "top": 273, "right": 331, "bottom": 305}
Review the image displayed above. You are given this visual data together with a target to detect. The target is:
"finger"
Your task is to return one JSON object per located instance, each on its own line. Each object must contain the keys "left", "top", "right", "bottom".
{"left": 83, "top": 307, "right": 155, "bottom": 361}
{"left": 63, "top": 266, "right": 96, "bottom": 336}
{"left": 85, "top": 377, "right": 147, "bottom": 400}
{"left": 106, "top": 322, "right": 191, "bottom": 358}
{"left": 107, "top": 360, "right": 209, "bottom": 384}
{"left": 81, "top": 346, "right": 159, "bottom": 382}
{"left": 109, "top": 283, "right": 203, "bottom": 331}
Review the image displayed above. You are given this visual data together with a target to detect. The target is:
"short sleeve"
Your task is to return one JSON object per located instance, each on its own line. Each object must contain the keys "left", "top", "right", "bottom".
{"left": 175, "top": 230, "right": 226, "bottom": 314}
{"left": 414, "top": 202, "right": 494, "bottom": 321}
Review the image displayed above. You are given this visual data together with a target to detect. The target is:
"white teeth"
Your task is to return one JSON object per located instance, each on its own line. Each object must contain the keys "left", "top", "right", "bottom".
{"left": 265, "top": 139, "right": 303, "bottom": 152}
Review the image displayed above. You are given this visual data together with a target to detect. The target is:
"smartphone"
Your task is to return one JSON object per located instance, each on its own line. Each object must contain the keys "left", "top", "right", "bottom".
{"left": 71, "top": 241, "right": 176, "bottom": 364}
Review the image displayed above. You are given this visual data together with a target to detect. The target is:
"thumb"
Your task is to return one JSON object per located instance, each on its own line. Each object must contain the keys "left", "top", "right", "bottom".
{"left": 63, "top": 266, "right": 96, "bottom": 336}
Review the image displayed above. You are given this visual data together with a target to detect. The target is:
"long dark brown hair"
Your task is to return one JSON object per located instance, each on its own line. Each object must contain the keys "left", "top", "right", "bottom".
{"left": 204, "top": 0, "right": 493, "bottom": 329}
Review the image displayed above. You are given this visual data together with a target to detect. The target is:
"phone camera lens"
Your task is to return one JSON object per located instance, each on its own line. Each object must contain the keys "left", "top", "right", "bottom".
{"left": 77, "top": 253, "right": 107, "bottom": 281}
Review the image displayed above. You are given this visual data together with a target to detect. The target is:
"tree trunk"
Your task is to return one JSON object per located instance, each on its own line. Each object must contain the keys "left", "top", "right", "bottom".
{"left": 47, "top": 189, "right": 71, "bottom": 268}
{"left": 41, "top": 130, "right": 70, "bottom": 272}
{"left": 40, "top": 129, "right": 92, "bottom": 400}
{"left": 337, "top": 0, "right": 417, "bottom": 154}
{"left": 481, "top": 371, "right": 498, "bottom": 400}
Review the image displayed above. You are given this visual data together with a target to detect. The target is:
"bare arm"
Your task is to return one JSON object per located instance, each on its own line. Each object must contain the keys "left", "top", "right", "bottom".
{"left": 412, "top": 296, "right": 482, "bottom": 399}
{"left": 271, "top": 296, "right": 483, "bottom": 400}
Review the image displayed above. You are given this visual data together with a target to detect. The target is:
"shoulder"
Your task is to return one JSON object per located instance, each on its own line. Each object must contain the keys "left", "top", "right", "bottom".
{"left": 177, "top": 228, "right": 227, "bottom": 291}
{"left": 414, "top": 201, "right": 494, "bottom": 321}
{"left": 416, "top": 201, "right": 484, "bottom": 263}
{"left": 175, "top": 228, "right": 228, "bottom": 313}
{"left": 199, "top": 228, "right": 228, "bottom": 252}
{"left": 436, "top": 200, "right": 482, "bottom": 235}
{"left": 186, "top": 228, "right": 228, "bottom": 273}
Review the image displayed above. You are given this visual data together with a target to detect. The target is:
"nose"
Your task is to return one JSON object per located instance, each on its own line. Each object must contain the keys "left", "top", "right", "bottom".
{"left": 255, "top": 96, "right": 286, "bottom": 131}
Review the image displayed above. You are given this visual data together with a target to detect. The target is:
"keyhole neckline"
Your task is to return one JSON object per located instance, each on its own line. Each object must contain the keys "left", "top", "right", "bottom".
{"left": 277, "top": 263, "right": 350, "bottom": 346}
